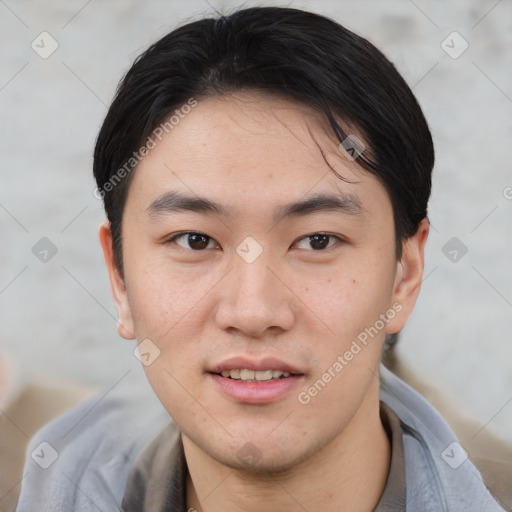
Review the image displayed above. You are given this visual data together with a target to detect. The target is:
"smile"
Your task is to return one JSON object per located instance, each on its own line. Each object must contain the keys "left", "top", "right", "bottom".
{"left": 219, "top": 369, "right": 293, "bottom": 381}
{"left": 210, "top": 370, "right": 305, "bottom": 404}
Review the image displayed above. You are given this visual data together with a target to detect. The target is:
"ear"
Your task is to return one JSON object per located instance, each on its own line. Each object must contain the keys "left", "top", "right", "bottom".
{"left": 98, "top": 220, "right": 135, "bottom": 340}
{"left": 386, "top": 218, "right": 430, "bottom": 334}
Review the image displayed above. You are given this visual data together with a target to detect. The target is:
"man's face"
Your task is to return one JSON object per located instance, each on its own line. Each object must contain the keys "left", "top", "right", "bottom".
{"left": 102, "top": 92, "right": 423, "bottom": 473}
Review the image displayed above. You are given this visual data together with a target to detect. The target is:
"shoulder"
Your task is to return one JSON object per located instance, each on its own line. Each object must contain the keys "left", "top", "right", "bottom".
{"left": 15, "top": 386, "right": 170, "bottom": 512}
{"left": 379, "top": 364, "right": 507, "bottom": 512}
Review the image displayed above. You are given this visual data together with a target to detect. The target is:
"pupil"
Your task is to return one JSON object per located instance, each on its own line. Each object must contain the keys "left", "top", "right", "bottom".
{"left": 189, "top": 234, "right": 209, "bottom": 249}
{"left": 310, "top": 234, "right": 329, "bottom": 250}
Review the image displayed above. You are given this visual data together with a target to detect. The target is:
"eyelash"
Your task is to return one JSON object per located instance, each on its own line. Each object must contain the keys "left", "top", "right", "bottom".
{"left": 164, "top": 231, "right": 344, "bottom": 252}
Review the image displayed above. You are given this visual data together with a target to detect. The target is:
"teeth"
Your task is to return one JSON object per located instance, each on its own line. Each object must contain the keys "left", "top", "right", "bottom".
{"left": 255, "top": 370, "right": 273, "bottom": 381}
{"left": 219, "top": 369, "right": 292, "bottom": 381}
{"left": 240, "top": 369, "right": 255, "bottom": 380}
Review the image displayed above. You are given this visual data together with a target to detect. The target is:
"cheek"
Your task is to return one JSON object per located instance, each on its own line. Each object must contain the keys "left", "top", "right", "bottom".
{"left": 124, "top": 257, "right": 215, "bottom": 386}
{"left": 295, "top": 263, "right": 396, "bottom": 397}
{"left": 125, "top": 254, "right": 214, "bottom": 341}
{"left": 303, "top": 260, "right": 394, "bottom": 339}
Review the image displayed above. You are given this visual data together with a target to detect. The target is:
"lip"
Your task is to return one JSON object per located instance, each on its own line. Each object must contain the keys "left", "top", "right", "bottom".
{"left": 208, "top": 356, "right": 305, "bottom": 404}
{"left": 209, "top": 356, "right": 303, "bottom": 375}
{"left": 209, "top": 373, "right": 304, "bottom": 404}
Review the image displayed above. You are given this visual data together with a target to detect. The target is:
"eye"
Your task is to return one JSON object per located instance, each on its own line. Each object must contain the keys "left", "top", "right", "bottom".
{"left": 294, "top": 233, "right": 341, "bottom": 251}
{"left": 167, "top": 232, "right": 218, "bottom": 251}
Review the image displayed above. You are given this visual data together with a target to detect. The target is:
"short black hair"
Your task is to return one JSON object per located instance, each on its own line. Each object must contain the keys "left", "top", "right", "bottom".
{"left": 93, "top": 6, "right": 434, "bottom": 277}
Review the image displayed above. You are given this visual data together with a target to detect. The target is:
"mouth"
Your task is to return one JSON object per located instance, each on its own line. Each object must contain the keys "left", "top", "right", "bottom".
{"left": 213, "top": 369, "right": 301, "bottom": 382}
{"left": 208, "top": 358, "right": 306, "bottom": 404}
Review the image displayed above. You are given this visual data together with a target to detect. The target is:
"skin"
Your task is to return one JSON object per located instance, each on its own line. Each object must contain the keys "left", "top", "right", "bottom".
{"left": 99, "top": 91, "right": 429, "bottom": 512}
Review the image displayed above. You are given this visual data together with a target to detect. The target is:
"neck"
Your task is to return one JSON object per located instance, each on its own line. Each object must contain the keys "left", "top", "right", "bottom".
{"left": 184, "top": 381, "right": 390, "bottom": 512}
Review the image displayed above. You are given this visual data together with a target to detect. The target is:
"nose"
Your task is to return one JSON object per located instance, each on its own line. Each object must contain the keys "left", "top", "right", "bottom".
{"left": 214, "top": 245, "right": 295, "bottom": 338}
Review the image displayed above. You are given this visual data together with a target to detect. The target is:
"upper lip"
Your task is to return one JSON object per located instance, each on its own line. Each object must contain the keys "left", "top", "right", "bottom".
{"left": 209, "top": 356, "right": 304, "bottom": 375}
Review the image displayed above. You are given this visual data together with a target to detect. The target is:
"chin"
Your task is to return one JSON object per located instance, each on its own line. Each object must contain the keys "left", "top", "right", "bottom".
{"left": 222, "top": 450, "right": 308, "bottom": 476}
{"left": 202, "top": 433, "right": 323, "bottom": 476}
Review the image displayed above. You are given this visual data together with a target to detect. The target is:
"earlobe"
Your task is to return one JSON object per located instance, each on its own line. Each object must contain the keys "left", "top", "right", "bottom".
{"left": 386, "top": 218, "right": 430, "bottom": 334}
{"left": 98, "top": 220, "right": 136, "bottom": 340}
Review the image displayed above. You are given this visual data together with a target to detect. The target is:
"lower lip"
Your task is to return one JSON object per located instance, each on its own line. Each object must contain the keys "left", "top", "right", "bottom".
{"left": 209, "top": 373, "right": 304, "bottom": 404}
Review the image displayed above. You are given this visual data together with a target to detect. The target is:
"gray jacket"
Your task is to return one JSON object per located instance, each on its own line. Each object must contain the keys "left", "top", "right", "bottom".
{"left": 15, "top": 365, "right": 507, "bottom": 511}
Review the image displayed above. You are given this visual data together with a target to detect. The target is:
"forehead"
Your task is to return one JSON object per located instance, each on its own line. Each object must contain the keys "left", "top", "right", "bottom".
{"left": 125, "top": 92, "right": 390, "bottom": 219}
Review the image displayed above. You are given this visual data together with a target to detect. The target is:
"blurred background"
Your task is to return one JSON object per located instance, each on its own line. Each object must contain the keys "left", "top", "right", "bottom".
{"left": 1, "top": 0, "right": 511, "bottom": 509}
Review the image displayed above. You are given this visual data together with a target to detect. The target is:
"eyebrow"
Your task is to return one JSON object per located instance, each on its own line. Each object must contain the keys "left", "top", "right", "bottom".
{"left": 146, "top": 190, "right": 364, "bottom": 223}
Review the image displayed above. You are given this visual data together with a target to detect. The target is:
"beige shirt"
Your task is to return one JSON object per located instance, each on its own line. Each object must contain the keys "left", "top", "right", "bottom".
{"left": 121, "top": 402, "right": 406, "bottom": 511}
